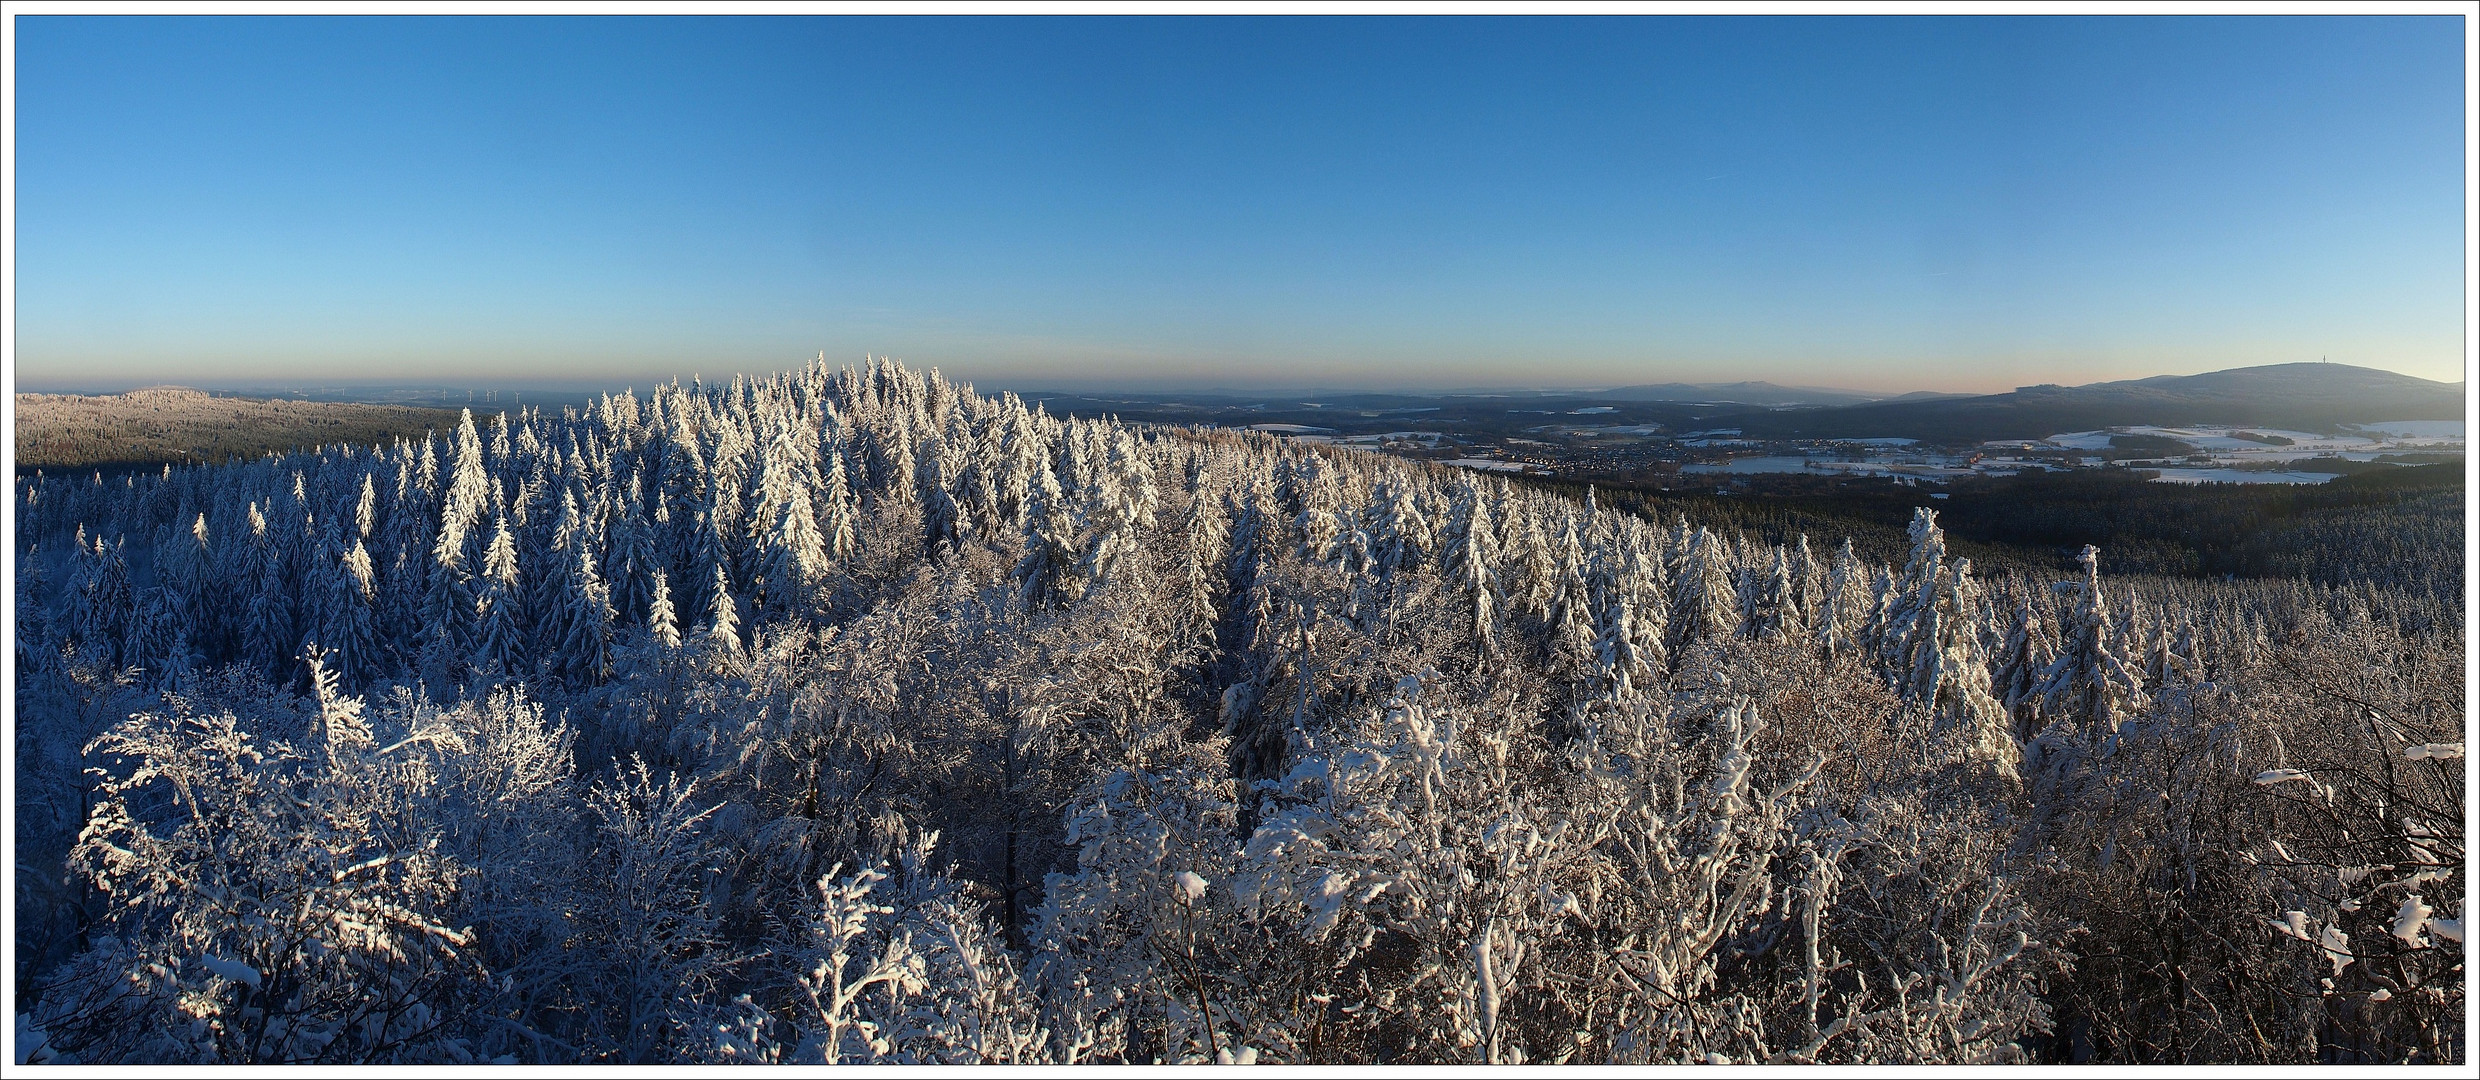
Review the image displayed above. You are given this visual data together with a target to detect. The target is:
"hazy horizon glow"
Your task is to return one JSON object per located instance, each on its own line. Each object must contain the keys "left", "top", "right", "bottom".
{"left": 13, "top": 16, "right": 2470, "bottom": 395}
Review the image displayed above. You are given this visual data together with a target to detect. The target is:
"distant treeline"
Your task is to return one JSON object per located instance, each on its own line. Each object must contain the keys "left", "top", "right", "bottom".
{"left": 15, "top": 388, "right": 465, "bottom": 472}
{"left": 1564, "top": 463, "right": 2465, "bottom": 600}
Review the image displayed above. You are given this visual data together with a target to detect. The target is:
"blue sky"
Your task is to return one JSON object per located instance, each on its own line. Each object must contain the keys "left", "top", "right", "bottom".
{"left": 11, "top": 15, "right": 2468, "bottom": 394}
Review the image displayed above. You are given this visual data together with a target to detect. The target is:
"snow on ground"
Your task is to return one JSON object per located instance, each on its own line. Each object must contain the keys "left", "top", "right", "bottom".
{"left": 2229, "top": 429, "right": 2381, "bottom": 450}
{"left": 1549, "top": 424, "right": 1667, "bottom": 437}
{"left": 2122, "top": 426, "right": 2379, "bottom": 452}
{"left": 2043, "top": 426, "right": 2457, "bottom": 466}
{"left": 2356, "top": 420, "right": 2464, "bottom": 438}
{"left": 1682, "top": 456, "right": 1816, "bottom": 475}
{"left": 1809, "top": 461, "right": 1976, "bottom": 480}
{"left": 2150, "top": 468, "right": 2341, "bottom": 486}
{"left": 1335, "top": 431, "right": 1446, "bottom": 447}
{"left": 1445, "top": 458, "right": 1539, "bottom": 473}
{"left": 2045, "top": 431, "right": 2119, "bottom": 450}
{"left": 2132, "top": 430, "right": 2277, "bottom": 452}
{"left": 1248, "top": 423, "right": 1336, "bottom": 434}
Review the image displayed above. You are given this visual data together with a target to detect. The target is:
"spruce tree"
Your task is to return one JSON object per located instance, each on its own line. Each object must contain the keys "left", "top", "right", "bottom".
{"left": 647, "top": 567, "right": 682, "bottom": 651}
{"left": 1879, "top": 512, "right": 2016, "bottom": 780}
{"left": 1441, "top": 479, "right": 1501, "bottom": 658}
{"left": 328, "top": 538, "right": 381, "bottom": 687}
{"left": 1670, "top": 526, "right": 1739, "bottom": 651}
{"left": 702, "top": 560, "right": 743, "bottom": 659}
{"left": 557, "top": 545, "right": 614, "bottom": 687}
{"left": 474, "top": 514, "right": 526, "bottom": 679}
{"left": 2036, "top": 545, "right": 2149, "bottom": 747}
{"left": 1178, "top": 485, "right": 1228, "bottom": 655}
{"left": 1016, "top": 458, "right": 1081, "bottom": 609}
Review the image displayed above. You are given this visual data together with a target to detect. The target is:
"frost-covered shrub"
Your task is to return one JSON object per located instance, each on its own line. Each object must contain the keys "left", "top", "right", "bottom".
{"left": 1029, "top": 764, "right": 1245, "bottom": 1063}
{"left": 710, "top": 833, "right": 1047, "bottom": 1064}
{"left": 2029, "top": 590, "right": 2464, "bottom": 1064}
{"left": 29, "top": 659, "right": 486, "bottom": 1063}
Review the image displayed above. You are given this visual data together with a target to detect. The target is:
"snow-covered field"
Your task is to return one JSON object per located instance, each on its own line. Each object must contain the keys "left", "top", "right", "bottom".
{"left": 2043, "top": 431, "right": 2119, "bottom": 451}
{"left": 2149, "top": 468, "right": 2341, "bottom": 486}
{"left": 1334, "top": 431, "right": 1447, "bottom": 449}
{"left": 1809, "top": 460, "right": 1977, "bottom": 479}
{"left": 2045, "top": 424, "right": 2460, "bottom": 467}
{"left": 1681, "top": 455, "right": 1816, "bottom": 475}
{"left": 2355, "top": 420, "right": 2464, "bottom": 439}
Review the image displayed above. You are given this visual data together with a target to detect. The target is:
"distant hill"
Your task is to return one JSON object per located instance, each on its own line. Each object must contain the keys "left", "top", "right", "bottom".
{"left": 1596, "top": 380, "right": 1886, "bottom": 407}
{"left": 1728, "top": 362, "right": 2464, "bottom": 443}
{"left": 15, "top": 387, "right": 465, "bottom": 471}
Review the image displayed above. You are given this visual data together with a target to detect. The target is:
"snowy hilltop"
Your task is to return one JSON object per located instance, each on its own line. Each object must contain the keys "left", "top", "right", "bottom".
{"left": 13, "top": 357, "right": 2464, "bottom": 1065}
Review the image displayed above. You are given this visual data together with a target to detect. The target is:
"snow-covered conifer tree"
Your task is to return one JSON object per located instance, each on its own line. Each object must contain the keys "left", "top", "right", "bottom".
{"left": 819, "top": 431, "right": 860, "bottom": 565}
{"left": 607, "top": 472, "right": 659, "bottom": 627}
{"left": 1671, "top": 526, "right": 1740, "bottom": 651}
{"left": 1546, "top": 511, "right": 1597, "bottom": 677}
{"left": 313, "top": 536, "right": 382, "bottom": 688}
{"left": 1875, "top": 512, "right": 2016, "bottom": 780}
{"left": 2034, "top": 545, "right": 2148, "bottom": 750}
{"left": 647, "top": 567, "right": 682, "bottom": 650}
{"left": 752, "top": 424, "right": 829, "bottom": 616}
{"left": 1440, "top": 479, "right": 1502, "bottom": 658}
{"left": 557, "top": 544, "right": 615, "bottom": 686}
{"left": 1992, "top": 590, "right": 2057, "bottom": 742}
{"left": 1016, "top": 458, "right": 1082, "bottom": 609}
{"left": 1177, "top": 481, "right": 1229, "bottom": 656}
{"left": 474, "top": 514, "right": 526, "bottom": 679}
{"left": 701, "top": 561, "right": 743, "bottom": 660}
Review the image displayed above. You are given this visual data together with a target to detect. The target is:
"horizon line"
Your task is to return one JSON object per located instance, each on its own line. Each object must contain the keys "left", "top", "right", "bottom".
{"left": 12, "top": 356, "right": 2465, "bottom": 403}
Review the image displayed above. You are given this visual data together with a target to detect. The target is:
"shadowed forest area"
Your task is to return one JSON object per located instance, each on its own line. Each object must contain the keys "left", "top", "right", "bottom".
{"left": 12, "top": 359, "right": 2464, "bottom": 1065}
{"left": 1571, "top": 464, "right": 2463, "bottom": 600}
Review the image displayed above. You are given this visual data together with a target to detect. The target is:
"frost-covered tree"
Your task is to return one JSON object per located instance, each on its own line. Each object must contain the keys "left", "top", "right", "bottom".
{"left": 1440, "top": 479, "right": 1502, "bottom": 660}
{"left": 472, "top": 515, "right": 526, "bottom": 679}
{"left": 554, "top": 545, "right": 616, "bottom": 687}
{"left": 320, "top": 537, "right": 383, "bottom": 688}
{"left": 646, "top": 567, "right": 683, "bottom": 651}
{"left": 1015, "top": 457, "right": 1082, "bottom": 609}
{"left": 1670, "top": 526, "right": 1740, "bottom": 653}
{"left": 1877, "top": 510, "right": 2017, "bottom": 780}
{"left": 2034, "top": 545, "right": 2149, "bottom": 753}
{"left": 33, "top": 657, "right": 486, "bottom": 1064}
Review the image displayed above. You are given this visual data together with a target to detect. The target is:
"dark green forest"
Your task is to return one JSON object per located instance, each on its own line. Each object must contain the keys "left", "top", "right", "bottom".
{"left": 1570, "top": 464, "right": 2463, "bottom": 599}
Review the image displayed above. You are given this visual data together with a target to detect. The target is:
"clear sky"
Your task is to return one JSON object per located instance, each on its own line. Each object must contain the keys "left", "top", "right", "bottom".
{"left": 10, "top": 15, "right": 2469, "bottom": 394}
